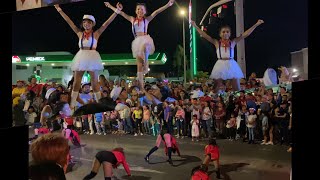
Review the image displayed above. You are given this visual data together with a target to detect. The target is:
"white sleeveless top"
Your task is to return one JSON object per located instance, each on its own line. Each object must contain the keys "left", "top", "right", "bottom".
{"left": 78, "top": 33, "right": 98, "bottom": 49}
{"left": 216, "top": 41, "right": 235, "bottom": 59}
{"left": 132, "top": 18, "right": 149, "bottom": 36}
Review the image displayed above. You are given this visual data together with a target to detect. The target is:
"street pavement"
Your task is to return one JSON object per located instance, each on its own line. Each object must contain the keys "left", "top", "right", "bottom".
{"left": 29, "top": 131, "right": 291, "bottom": 180}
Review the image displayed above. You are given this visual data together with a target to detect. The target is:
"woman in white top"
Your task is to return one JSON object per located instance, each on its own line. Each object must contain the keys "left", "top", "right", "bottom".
{"left": 191, "top": 19, "right": 264, "bottom": 91}
{"left": 105, "top": 1, "right": 175, "bottom": 90}
{"left": 54, "top": 3, "right": 122, "bottom": 109}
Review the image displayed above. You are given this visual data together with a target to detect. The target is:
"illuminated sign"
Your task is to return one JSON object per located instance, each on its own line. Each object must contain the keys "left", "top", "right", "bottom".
{"left": 12, "top": 56, "right": 21, "bottom": 63}
{"left": 162, "top": 54, "right": 167, "bottom": 63}
{"left": 26, "top": 57, "right": 45, "bottom": 62}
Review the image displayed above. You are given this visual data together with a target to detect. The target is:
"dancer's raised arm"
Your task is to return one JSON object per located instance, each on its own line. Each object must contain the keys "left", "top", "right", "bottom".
{"left": 146, "top": 0, "right": 174, "bottom": 22}
{"left": 95, "top": 2, "right": 122, "bottom": 37}
{"left": 233, "top": 19, "right": 264, "bottom": 43}
{"left": 105, "top": 2, "right": 134, "bottom": 23}
{"left": 191, "top": 20, "right": 218, "bottom": 47}
{"left": 54, "top": 4, "right": 81, "bottom": 36}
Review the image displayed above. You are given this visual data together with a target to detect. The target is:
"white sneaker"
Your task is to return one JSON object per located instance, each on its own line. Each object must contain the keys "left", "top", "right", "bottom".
{"left": 90, "top": 132, "right": 94, "bottom": 135}
{"left": 97, "top": 133, "right": 101, "bottom": 135}
{"left": 103, "top": 133, "right": 107, "bottom": 135}
{"left": 140, "top": 133, "right": 143, "bottom": 136}
{"left": 266, "top": 141, "right": 274, "bottom": 145}
{"left": 134, "top": 133, "right": 138, "bottom": 136}
{"left": 261, "top": 142, "right": 266, "bottom": 145}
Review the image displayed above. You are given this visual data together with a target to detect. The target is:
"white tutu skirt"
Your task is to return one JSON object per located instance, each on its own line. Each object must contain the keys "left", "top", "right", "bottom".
{"left": 131, "top": 35, "right": 155, "bottom": 58}
{"left": 209, "top": 59, "right": 244, "bottom": 80}
{"left": 71, "top": 50, "right": 104, "bottom": 71}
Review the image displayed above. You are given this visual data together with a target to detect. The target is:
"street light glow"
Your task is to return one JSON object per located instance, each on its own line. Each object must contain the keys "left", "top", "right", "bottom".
{"left": 293, "top": 68, "right": 298, "bottom": 72}
{"left": 180, "top": 9, "right": 186, "bottom": 16}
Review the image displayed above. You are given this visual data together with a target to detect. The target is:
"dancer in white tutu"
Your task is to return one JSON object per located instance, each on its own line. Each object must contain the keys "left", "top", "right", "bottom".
{"left": 105, "top": 0, "right": 175, "bottom": 90}
{"left": 54, "top": 3, "right": 122, "bottom": 109}
{"left": 191, "top": 20, "right": 264, "bottom": 91}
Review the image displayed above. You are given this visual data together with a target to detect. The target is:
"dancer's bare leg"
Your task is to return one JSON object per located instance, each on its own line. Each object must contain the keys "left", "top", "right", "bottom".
{"left": 137, "top": 56, "right": 145, "bottom": 91}
{"left": 89, "top": 71, "right": 101, "bottom": 102}
{"left": 203, "top": 155, "right": 211, "bottom": 167}
{"left": 143, "top": 44, "right": 151, "bottom": 74}
{"left": 71, "top": 71, "right": 85, "bottom": 108}
{"left": 91, "top": 158, "right": 101, "bottom": 172}
{"left": 269, "top": 126, "right": 274, "bottom": 144}
{"left": 213, "top": 160, "right": 221, "bottom": 179}
{"left": 83, "top": 158, "right": 101, "bottom": 179}
{"left": 102, "top": 162, "right": 113, "bottom": 178}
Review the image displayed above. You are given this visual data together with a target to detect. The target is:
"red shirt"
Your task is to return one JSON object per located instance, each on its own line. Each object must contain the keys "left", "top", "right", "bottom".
{"left": 38, "top": 127, "right": 50, "bottom": 134}
{"left": 112, "top": 151, "right": 131, "bottom": 176}
{"left": 27, "top": 83, "right": 42, "bottom": 96}
{"left": 192, "top": 171, "right": 210, "bottom": 180}
{"left": 65, "top": 117, "right": 74, "bottom": 126}
{"left": 164, "top": 135, "right": 180, "bottom": 155}
{"left": 205, "top": 145, "right": 220, "bottom": 160}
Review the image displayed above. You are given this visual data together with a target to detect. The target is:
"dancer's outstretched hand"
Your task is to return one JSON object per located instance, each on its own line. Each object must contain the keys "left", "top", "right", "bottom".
{"left": 116, "top": 2, "right": 123, "bottom": 11}
{"left": 256, "top": 19, "right": 264, "bottom": 26}
{"left": 54, "top": 4, "right": 62, "bottom": 12}
{"left": 168, "top": 0, "right": 175, "bottom": 6}
{"left": 104, "top": 2, "right": 111, "bottom": 8}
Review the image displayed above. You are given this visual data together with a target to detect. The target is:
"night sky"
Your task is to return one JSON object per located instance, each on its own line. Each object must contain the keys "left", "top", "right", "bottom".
{"left": 12, "top": 0, "right": 307, "bottom": 77}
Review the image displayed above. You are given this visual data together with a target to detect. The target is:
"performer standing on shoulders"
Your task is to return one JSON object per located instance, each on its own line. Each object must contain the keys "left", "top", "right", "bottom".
{"left": 54, "top": 3, "right": 122, "bottom": 109}
{"left": 191, "top": 19, "right": 264, "bottom": 91}
{"left": 105, "top": 1, "right": 175, "bottom": 91}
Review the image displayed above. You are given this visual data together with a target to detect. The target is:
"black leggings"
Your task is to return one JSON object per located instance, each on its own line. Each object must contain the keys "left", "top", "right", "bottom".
{"left": 226, "top": 128, "right": 236, "bottom": 139}
{"left": 95, "top": 151, "right": 117, "bottom": 165}
{"left": 135, "top": 119, "right": 143, "bottom": 134}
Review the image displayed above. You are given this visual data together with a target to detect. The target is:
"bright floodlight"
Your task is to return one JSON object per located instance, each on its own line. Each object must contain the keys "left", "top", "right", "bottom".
{"left": 180, "top": 9, "right": 186, "bottom": 16}
{"left": 293, "top": 68, "right": 298, "bottom": 72}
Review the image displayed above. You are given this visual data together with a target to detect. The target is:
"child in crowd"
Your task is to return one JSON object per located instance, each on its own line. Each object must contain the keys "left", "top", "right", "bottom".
{"left": 191, "top": 114, "right": 200, "bottom": 142}
{"left": 226, "top": 113, "right": 236, "bottom": 140}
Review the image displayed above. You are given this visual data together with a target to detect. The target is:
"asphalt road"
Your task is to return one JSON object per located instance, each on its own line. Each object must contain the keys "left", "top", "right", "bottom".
{"left": 29, "top": 131, "right": 291, "bottom": 180}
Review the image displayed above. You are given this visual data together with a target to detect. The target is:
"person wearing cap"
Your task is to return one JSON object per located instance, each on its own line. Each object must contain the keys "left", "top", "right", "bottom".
{"left": 106, "top": 0, "right": 175, "bottom": 91}
{"left": 54, "top": 3, "right": 122, "bottom": 110}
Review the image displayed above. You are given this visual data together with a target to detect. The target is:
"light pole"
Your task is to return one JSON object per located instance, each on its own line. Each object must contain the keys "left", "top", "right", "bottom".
{"left": 180, "top": 9, "right": 187, "bottom": 87}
